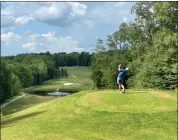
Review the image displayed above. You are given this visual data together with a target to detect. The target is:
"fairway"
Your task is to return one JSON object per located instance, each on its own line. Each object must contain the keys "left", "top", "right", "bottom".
{"left": 1, "top": 89, "right": 177, "bottom": 140}
{"left": 25, "top": 66, "right": 93, "bottom": 93}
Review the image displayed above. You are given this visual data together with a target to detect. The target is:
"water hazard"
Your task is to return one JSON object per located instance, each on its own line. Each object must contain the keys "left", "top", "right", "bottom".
{"left": 47, "top": 91, "right": 69, "bottom": 96}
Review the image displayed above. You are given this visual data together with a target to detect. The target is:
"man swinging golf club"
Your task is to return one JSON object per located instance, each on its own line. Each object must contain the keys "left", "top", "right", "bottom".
{"left": 117, "top": 64, "right": 129, "bottom": 94}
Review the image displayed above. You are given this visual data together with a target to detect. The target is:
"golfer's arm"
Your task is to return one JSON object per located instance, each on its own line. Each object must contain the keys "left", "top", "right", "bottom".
{"left": 125, "top": 68, "right": 129, "bottom": 71}
{"left": 118, "top": 66, "right": 120, "bottom": 71}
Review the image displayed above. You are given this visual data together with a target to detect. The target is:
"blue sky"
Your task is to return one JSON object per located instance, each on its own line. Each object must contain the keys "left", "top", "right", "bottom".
{"left": 1, "top": 2, "right": 135, "bottom": 56}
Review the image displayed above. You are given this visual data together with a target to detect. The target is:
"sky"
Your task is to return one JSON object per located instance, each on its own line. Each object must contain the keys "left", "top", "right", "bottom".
{"left": 1, "top": 2, "right": 136, "bottom": 56}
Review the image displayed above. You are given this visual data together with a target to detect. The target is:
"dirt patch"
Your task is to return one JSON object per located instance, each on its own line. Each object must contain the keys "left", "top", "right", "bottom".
{"left": 150, "top": 91, "right": 176, "bottom": 100}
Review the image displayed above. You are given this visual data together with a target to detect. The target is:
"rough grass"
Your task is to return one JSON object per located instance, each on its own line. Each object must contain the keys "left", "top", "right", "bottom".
{"left": 1, "top": 89, "right": 177, "bottom": 140}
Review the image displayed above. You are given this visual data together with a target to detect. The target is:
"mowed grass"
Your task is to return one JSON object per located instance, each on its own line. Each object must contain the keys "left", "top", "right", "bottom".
{"left": 1, "top": 89, "right": 177, "bottom": 140}
{"left": 25, "top": 66, "right": 93, "bottom": 93}
{"left": 78, "top": 89, "right": 176, "bottom": 113}
{"left": 2, "top": 94, "right": 56, "bottom": 116}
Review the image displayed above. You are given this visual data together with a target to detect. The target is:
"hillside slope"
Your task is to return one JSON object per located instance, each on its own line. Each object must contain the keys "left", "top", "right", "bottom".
{"left": 1, "top": 89, "right": 176, "bottom": 140}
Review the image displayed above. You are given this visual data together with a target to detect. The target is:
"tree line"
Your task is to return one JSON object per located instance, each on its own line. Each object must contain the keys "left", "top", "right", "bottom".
{"left": 53, "top": 52, "right": 92, "bottom": 67}
{"left": 0, "top": 51, "right": 92, "bottom": 103}
{"left": 91, "top": 2, "right": 177, "bottom": 90}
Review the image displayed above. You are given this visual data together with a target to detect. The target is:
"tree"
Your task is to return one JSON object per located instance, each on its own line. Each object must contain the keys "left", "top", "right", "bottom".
{"left": 91, "top": 2, "right": 178, "bottom": 90}
{"left": 10, "top": 73, "right": 21, "bottom": 96}
{"left": 95, "top": 39, "right": 106, "bottom": 53}
{"left": 0, "top": 61, "right": 13, "bottom": 102}
{"left": 91, "top": 70, "right": 104, "bottom": 89}
{"left": 17, "top": 66, "right": 34, "bottom": 87}
{"left": 61, "top": 68, "right": 64, "bottom": 78}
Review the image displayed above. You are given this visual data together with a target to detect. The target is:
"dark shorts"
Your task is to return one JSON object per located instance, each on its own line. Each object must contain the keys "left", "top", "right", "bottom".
{"left": 117, "top": 77, "right": 123, "bottom": 84}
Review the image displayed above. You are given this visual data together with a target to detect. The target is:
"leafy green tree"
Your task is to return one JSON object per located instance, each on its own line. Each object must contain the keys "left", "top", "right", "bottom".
{"left": 58, "top": 69, "right": 61, "bottom": 78}
{"left": 91, "top": 2, "right": 178, "bottom": 90}
{"left": 10, "top": 73, "right": 21, "bottom": 96}
{"left": 0, "top": 61, "right": 13, "bottom": 102}
{"left": 64, "top": 69, "right": 69, "bottom": 77}
{"left": 17, "top": 66, "right": 34, "bottom": 87}
{"left": 91, "top": 70, "right": 104, "bottom": 89}
{"left": 61, "top": 68, "right": 64, "bottom": 78}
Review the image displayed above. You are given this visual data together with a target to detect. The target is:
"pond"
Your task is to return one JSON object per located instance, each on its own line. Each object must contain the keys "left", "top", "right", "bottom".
{"left": 27, "top": 89, "right": 79, "bottom": 96}
{"left": 47, "top": 91, "right": 69, "bottom": 96}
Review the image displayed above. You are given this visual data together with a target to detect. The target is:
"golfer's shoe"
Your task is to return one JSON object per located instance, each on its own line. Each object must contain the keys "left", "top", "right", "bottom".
{"left": 120, "top": 91, "right": 123, "bottom": 94}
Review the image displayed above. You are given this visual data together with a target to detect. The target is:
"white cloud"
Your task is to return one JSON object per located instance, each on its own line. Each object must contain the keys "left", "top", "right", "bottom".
{"left": 33, "top": 2, "right": 87, "bottom": 26}
{"left": 35, "top": 35, "right": 79, "bottom": 53}
{"left": 1, "top": 31, "right": 83, "bottom": 53}
{"left": 1, "top": 32, "right": 21, "bottom": 42}
{"left": 1, "top": 2, "right": 87, "bottom": 27}
{"left": 15, "top": 16, "right": 34, "bottom": 24}
{"left": 41, "top": 32, "right": 55, "bottom": 38}
{"left": 46, "top": 36, "right": 79, "bottom": 53}
{"left": 33, "top": 3, "right": 65, "bottom": 21}
{"left": 1, "top": 2, "right": 135, "bottom": 31}
{"left": 68, "top": 2, "right": 87, "bottom": 17}
{"left": 1, "top": 2, "right": 136, "bottom": 56}
{"left": 1, "top": 15, "right": 16, "bottom": 28}
{"left": 30, "top": 34, "right": 40, "bottom": 38}
{"left": 22, "top": 42, "right": 36, "bottom": 51}
{"left": 1, "top": 2, "right": 40, "bottom": 27}
{"left": 1, "top": 15, "right": 34, "bottom": 28}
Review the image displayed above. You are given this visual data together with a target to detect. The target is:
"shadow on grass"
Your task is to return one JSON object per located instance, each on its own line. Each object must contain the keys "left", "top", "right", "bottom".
{"left": 2, "top": 98, "right": 54, "bottom": 116}
{"left": 1, "top": 110, "right": 47, "bottom": 128}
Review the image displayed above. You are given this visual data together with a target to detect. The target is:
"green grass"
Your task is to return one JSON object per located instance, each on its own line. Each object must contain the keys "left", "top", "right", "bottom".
{"left": 2, "top": 89, "right": 177, "bottom": 140}
{"left": 2, "top": 66, "right": 177, "bottom": 139}
{"left": 78, "top": 89, "right": 176, "bottom": 113}
{"left": 2, "top": 93, "right": 56, "bottom": 116}
{"left": 25, "top": 66, "right": 93, "bottom": 93}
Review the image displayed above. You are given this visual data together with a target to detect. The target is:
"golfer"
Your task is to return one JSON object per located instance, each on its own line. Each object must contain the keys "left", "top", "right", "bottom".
{"left": 117, "top": 64, "right": 129, "bottom": 94}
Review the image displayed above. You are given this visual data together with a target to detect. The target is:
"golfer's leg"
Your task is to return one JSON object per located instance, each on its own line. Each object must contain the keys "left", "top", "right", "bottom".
{"left": 118, "top": 84, "right": 121, "bottom": 90}
{"left": 121, "top": 84, "right": 125, "bottom": 93}
{"left": 117, "top": 77, "right": 120, "bottom": 90}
